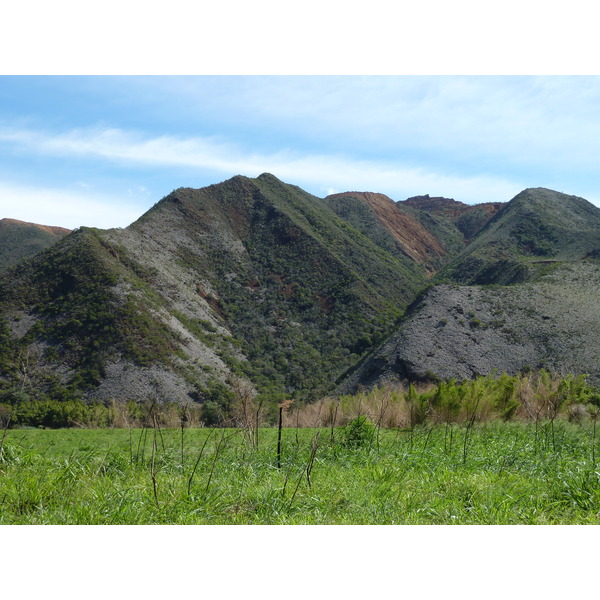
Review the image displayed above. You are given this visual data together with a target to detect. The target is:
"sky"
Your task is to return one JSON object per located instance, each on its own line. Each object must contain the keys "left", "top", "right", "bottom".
{"left": 2, "top": 75, "right": 600, "bottom": 229}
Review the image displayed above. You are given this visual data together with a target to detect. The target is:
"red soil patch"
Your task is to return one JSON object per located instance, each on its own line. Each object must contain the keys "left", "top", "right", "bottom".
{"left": 328, "top": 192, "right": 447, "bottom": 271}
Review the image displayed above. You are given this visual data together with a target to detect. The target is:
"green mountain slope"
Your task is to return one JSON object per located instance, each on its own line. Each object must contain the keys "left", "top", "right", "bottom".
{"left": 324, "top": 191, "right": 453, "bottom": 274}
{"left": 0, "top": 174, "right": 431, "bottom": 407}
{"left": 439, "top": 188, "right": 600, "bottom": 284}
{"left": 115, "top": 174, "right": 429, "bottom": 397}
{"left": 398, "top": 194, "right": 504, "bottom": 242}
{"left": 0, "top": 218, "right": 70, "bottom": 271}
{"left": 2, "top": 177, "right": 598, "bottom": 410}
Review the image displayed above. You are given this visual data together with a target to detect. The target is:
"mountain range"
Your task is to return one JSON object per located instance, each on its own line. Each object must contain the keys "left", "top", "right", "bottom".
{"left": 1, "top": 174, "right": 598, "bottom": 414}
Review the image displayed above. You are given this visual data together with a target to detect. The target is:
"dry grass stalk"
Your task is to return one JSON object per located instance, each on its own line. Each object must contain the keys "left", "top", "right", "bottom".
{"left": 150, "top": 407, "right": 160, "bottom": 508}
{"left": 187, "top": 428, "right": 216, "bottom": 495}
{"left": 230, "top": 377, "right": 261, "bottom": 448}
{"left": 277, "top": 400, "right": 294, "bottom": 469}
{"left": 0, "top": 409, "right": 12, "bottom": 463}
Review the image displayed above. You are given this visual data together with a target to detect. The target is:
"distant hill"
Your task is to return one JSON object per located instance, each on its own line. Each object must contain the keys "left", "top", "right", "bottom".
{"left": 438, "top": 188, "right": 600, "bottom": 284}
{"left": 0, "top": 218, "right": 70, "bottom": 271}
{"left": 340, "top": 187, "right": 600, "bottom": 392}
{"left": 399, "top": 194, "right": 504, "bottom": 241}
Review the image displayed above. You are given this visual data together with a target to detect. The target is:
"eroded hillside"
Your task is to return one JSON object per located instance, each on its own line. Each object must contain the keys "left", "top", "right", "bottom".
{"left": 340, "top": 261, "right": 600, "bottom": 391}
{"left": 1, "top": 178, "right": 598, "bottom": 410}
{"left": 325, "top": 191, "right": 449, "bottom": 273}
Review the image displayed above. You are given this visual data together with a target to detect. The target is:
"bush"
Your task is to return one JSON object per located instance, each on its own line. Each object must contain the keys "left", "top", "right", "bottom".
{"left": 341, "top": 415, "right": 376, "bottom": 448}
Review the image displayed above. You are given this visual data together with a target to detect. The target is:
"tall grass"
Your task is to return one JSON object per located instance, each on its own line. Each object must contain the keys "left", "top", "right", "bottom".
{"left": 1, "top": 371, "right": 597, "bottom": 431}
{"left": 1, "top": 419, "right": 599, "bottom": 524}
{"left": 0, "top": 370, "right": 599, "bottom": 524}
{"left": 290, "top": 371, "right": 598, "bottom": 429}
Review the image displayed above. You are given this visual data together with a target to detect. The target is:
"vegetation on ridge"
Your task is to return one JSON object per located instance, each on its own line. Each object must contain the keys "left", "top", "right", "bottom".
{"left": 0, "top": 175, "right": 431, "bottom": 407}
{"left": 0, "top": 177, "right": 599, "bottom": 421}
{"left": 438, "top": 188, "right": 600, "bottom": 285}
{"left": 0, "top": 218, "right": 70, "bottom": 272}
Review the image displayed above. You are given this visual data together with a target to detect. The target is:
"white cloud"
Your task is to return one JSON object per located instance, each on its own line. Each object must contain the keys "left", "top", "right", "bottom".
{"left": 8, "top": 76, "right": 600, "bottom": 195}
{"left": 131, "top": 76, "right": 600, "bottom": 172}
{"left": 0, "top": 125, "right": 526, "bottom": 205}
{"left": 0, "top": 181, "right": 142, "bottom": 229}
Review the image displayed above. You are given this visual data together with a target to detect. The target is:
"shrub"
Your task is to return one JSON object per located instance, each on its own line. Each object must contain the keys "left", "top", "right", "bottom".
{"left": 340, "top": 415, "right": 376, "bottom": 448}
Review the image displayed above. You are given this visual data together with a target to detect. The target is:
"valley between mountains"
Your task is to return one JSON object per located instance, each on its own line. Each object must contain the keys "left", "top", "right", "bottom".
{"left": 1, "top": 173, "right": 599, "bottom": 416}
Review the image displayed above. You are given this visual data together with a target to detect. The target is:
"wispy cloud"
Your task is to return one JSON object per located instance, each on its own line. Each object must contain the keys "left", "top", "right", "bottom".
{"left": 0, "top": 180, "right": 142, "bottom": 229}
{"left": 125, "top": 76, "right": 600, "bottom": 171}
{"left": 0, "top": 125, "right": 526, "bottom": 205}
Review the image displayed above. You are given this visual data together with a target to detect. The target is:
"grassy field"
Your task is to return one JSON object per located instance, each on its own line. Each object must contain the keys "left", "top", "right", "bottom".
{"left": 1, "top": 419, "right": 599, "bottom": 524}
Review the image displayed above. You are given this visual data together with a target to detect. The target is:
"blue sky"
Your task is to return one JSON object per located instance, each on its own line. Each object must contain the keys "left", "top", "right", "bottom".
{"left": 2, "top": 75, "right": 600, "bottom": 229}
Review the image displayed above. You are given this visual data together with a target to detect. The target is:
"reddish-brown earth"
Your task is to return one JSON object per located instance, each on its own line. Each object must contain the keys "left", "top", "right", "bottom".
{"left": 400, "top": 195, "right": 504, "bottom": 221}
{"left": 327, "top": 191, "right": 447, "bottom": 271}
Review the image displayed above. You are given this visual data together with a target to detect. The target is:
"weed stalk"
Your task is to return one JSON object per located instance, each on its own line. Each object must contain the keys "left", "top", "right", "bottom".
{"left": 151, "top": 412, "right": 159, "bottom": 508}
{"left": 0, "top": 412, "right": 11, "bottom": 463}
{"left": 187, "top": 428, "right": 216, "bottom": 496}
{"left": 463, "top": 394, "right": 482, "bottom": 464}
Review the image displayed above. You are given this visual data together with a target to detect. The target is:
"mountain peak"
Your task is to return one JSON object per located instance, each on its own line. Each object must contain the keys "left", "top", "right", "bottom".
{"left": 505, "top": 187, "right": 600, "bottom": 226}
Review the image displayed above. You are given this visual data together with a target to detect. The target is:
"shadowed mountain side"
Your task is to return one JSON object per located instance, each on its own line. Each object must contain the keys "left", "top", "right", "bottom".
{"left": 338, "top": 261, "right": 600, "bottom": 392}
{"left": 0, "top": 218, "right": 71, "bottom": 271}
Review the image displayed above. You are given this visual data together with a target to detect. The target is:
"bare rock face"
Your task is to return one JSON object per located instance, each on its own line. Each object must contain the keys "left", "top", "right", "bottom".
{"left": 340, "top": 261, "right": 600, "bottom": 392}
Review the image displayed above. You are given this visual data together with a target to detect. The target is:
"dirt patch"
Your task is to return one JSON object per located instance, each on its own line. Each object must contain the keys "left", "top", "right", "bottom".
{"left": 328, "top": 192, "right": 447, "bottom": 269}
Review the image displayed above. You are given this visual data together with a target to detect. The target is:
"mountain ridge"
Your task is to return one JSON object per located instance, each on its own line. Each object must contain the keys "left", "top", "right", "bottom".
{"left": 325, "top": 191, "right": 448, "bottom": 274}
{"left": 1, "top": 175, "right": 598, "bottom": 414}
{"left": 0, "top": 174, "right": 432, "bottom": 407}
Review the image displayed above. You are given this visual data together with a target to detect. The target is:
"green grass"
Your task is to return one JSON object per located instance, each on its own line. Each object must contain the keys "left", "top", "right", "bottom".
{"left": 1, "top": 421, "right": 599, "bottom": 524}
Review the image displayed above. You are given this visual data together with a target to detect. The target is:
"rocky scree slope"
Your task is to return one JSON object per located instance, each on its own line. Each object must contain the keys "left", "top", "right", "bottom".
{"left": 339, "top": 261, "right": 600, "bottom": 391}
{"left": 340, "top": 187, "right": 600, "bottom": 393}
